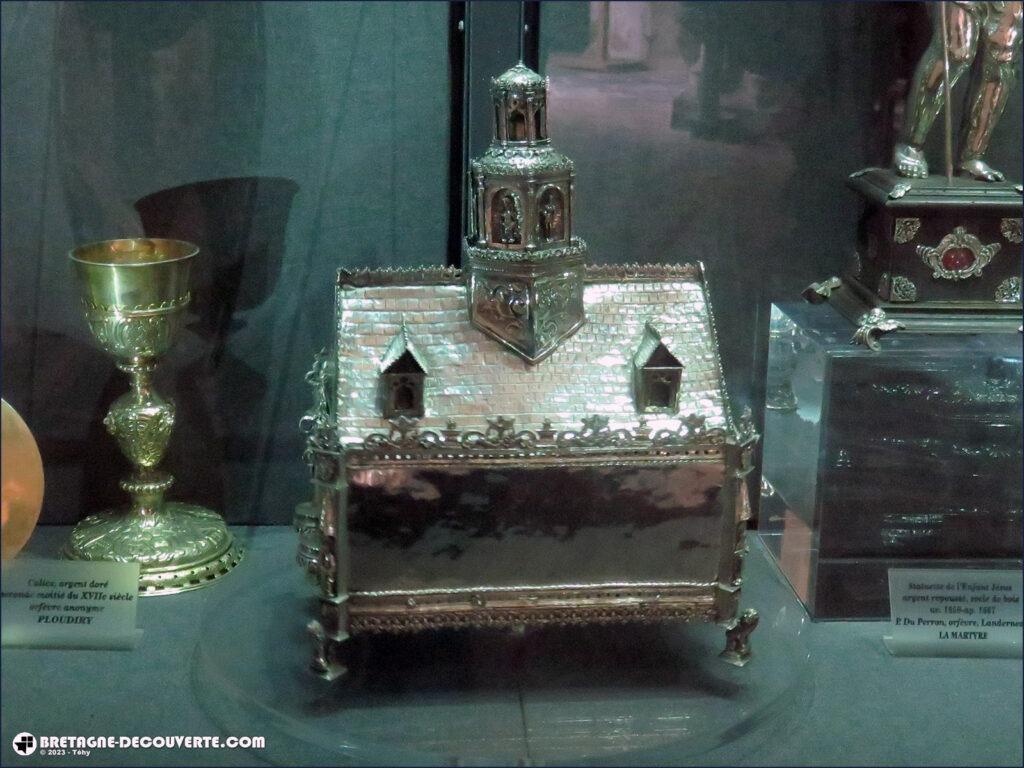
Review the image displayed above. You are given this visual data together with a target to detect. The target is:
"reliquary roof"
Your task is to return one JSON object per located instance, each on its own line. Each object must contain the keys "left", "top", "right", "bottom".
{"left": 333, "top": 263, "right": 731, "bottom": 446}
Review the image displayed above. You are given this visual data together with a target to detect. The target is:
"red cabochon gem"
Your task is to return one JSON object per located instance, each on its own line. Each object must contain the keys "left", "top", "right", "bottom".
{"left": 940, "top": 247, "right": 976, "bottom": 272}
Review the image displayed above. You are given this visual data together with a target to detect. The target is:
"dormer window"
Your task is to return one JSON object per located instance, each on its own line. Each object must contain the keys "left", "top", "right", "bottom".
{"left": 633, "top": 324, "right": 684, "bottom": 413}
{"left": 380, "top": 326, "right": 427, "bottom": 419}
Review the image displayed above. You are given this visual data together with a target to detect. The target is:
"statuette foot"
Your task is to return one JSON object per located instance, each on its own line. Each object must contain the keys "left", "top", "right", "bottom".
{"left": 893, "top": 143, "right": 929, "bottom": 179}
{"left": 958, "top": 158, "right": 1006, "bottom": 183}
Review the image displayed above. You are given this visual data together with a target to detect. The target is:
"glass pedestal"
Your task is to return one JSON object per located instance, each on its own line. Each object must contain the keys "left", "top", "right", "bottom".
{"left": 760, "top": 302, "right": 1022, "bottom": 620}
{"left": 193, "top": 536, "right": 810, "bottom": 766}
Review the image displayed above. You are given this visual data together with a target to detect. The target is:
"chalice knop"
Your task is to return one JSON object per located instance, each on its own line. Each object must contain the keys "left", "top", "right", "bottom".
{"left": 66, "top": 239, "right": 243, "bottom": 594}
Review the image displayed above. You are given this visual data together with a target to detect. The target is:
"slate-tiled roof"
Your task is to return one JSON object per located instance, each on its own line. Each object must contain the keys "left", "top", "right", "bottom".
{"left": 334, "top": 265, "right": 730, "bottom": 445}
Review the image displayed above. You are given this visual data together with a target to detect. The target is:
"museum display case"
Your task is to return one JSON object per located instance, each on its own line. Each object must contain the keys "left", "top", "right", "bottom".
{"left": 1, "top": 1, "right": 1021, "bottom": 767}
{"left": 760, "top": 302, "right": 1022, "bottom": 619}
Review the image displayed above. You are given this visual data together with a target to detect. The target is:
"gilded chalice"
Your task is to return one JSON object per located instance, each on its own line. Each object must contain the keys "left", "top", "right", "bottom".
{"left": 66, "top": 238, "right": 242, "bottom": 594}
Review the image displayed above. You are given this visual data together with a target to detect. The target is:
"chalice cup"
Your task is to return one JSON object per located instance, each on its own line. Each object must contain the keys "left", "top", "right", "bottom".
{"left": 65, "top": 238, "right": 243, "bottom": 594}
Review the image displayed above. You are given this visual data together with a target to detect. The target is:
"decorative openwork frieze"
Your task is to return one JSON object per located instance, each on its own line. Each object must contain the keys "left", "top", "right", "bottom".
{"left": 338, "top": 266, "right": 462, "bottom": 288}
{"left": 353, "top": 413, "right": 729, "bottom": 461}
{"left": 583, "top": 262, "right": 703, "bottom": 281}
{"left": 350, "top": 601, "right": 717, "bottom": 633}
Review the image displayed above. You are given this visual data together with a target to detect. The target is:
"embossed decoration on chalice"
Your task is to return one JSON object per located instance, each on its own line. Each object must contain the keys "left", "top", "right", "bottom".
{"left": 65, "top": 239, "right": 242, "bottom": 594}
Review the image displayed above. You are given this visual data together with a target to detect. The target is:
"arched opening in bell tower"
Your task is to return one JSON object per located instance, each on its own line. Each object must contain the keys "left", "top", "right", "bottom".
{"left": 507, "top": 109, "right": 527, "bottom": 141}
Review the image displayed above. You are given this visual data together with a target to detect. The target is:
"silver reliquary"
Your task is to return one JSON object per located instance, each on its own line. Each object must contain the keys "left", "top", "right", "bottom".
{"left": 298, "top": 64, "right": 759, "bottom": 680}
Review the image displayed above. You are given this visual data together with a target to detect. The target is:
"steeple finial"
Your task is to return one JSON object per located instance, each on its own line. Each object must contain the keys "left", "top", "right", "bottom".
{"left": 518, "top": 0, "right": 525, "bottom": 65}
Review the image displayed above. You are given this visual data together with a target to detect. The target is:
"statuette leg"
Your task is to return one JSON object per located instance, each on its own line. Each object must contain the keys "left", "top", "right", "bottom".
{"left": 957, "top": 2, "right": 1022, "bottom": 181}
{"left": 897, "top": 3, "right": 979, "bottom": 178}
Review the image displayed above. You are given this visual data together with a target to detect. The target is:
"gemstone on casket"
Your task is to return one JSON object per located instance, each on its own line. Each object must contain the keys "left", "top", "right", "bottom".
{"left": 941, "top": 247, "right": 976, "bottom": 272}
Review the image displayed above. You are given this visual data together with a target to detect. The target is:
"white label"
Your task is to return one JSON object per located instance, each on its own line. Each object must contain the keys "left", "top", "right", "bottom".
{"left": 1, "top": 559, "right": 141, "bottom": 650}
{"left": 884, "top": 568, "right": 1022, "bottom": 658}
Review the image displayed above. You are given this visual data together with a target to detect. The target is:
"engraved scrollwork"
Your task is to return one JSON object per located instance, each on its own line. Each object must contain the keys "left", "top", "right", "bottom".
{"left": 476, "top": 145, "right": 574, "bottom": 175}
{"left": 995, "top": 276, "right": 1021, "bottom": 303}
{"left": 1000, "top": 218, "right": 1023, "bottom": 244}
{"left": 917, "top": 226, "right": 1000, "bottom": 280}
{"left": 533, "top": 273, "right": 579, "bottom": 348}
{"left": 474, "top": 279, "right": 530, "bottom": 343}
{"left": 893, "top": 217, "right": 921, "bottom": 243}
{"left": 466, "top": 239, "right": 587, "bottom": 264}
{"left": 104, "top": 395, "right": 175, "bottom": 469}
{"left": 86, "top": 312, "right": 178, "bottom": 361}
{"left": 851, "top": 308, "right": 905, "bottom": 351}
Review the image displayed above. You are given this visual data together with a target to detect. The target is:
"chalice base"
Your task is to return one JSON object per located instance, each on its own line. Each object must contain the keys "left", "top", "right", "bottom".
{"left": 63, "top": 503, "right": 243, "bottom": 596}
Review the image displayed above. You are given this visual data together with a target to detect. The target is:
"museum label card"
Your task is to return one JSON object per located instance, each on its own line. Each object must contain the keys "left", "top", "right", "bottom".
{"left": 1, "top": 559, "right": 141, "bottom": 650}
{"left": 884, "top": 568, "right": 1022, "bottom": 658}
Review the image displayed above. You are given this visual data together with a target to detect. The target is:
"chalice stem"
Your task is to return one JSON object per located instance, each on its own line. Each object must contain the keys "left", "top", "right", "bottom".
{"left": 106, "top": 359, "right": 176, "bottom": 520}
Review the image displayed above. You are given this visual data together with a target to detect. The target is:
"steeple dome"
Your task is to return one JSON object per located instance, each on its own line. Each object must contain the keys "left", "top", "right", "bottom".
{"left": 491, "top": 63, "right": 549, "bottom": 144}
{"left": 465, "top": 64, "right": 588, "bottom": 364}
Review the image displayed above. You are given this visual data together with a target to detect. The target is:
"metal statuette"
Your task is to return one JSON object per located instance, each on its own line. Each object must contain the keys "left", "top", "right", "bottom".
{"left": 894, "top": 1, "right": 1022, "bottom": 182}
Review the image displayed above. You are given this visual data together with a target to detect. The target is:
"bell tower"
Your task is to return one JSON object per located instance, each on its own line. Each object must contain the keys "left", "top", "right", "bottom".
{"left": 466, "top": 63, "right": 588, "bottom": 364}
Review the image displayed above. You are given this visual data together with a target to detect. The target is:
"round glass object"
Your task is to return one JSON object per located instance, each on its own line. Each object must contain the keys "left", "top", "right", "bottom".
{"left": 1, "top": 399, "right": 45, "bottom": 560}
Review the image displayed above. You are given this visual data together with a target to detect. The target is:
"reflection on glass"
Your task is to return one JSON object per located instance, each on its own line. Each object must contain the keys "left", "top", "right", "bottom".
{"left": 540, "top": 1, "right": 1022, "bottom": 407}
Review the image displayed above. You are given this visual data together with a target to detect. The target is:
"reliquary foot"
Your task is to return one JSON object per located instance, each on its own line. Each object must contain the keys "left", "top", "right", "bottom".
{"left": 720, "top": 608, "right": 759, "bottom": 667}
{"left": 308, "top": 620, "right": 348, "bottom": 681}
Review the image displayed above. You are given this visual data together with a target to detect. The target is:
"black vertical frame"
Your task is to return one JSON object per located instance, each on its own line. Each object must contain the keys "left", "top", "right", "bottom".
{"left": 522, "top": 0, "right": 540, "bottom": 71}
{"left": 447, "top": 0, "right": 541, "bottom": 267}
{"left": 447, "top": 1, "right": 468, "bottom": 265}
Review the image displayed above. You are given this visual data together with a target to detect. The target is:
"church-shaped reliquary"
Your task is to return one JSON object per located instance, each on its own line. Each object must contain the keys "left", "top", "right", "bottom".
{"left": 299, "top": 65, "right": 759, "bottom": 679}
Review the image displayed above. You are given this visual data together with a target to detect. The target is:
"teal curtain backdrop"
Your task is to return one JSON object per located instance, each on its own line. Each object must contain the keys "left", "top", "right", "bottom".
{"left": 1, "top": 1, "right": 451, "bottom": 524}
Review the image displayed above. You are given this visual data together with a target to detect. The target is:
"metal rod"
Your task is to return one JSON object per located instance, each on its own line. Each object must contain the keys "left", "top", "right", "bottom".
{"left": 940, "top": 0, "right": 955, "bottom": 183}
{"left": 518, "top": 0, "right": 525, "bottom": 64}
